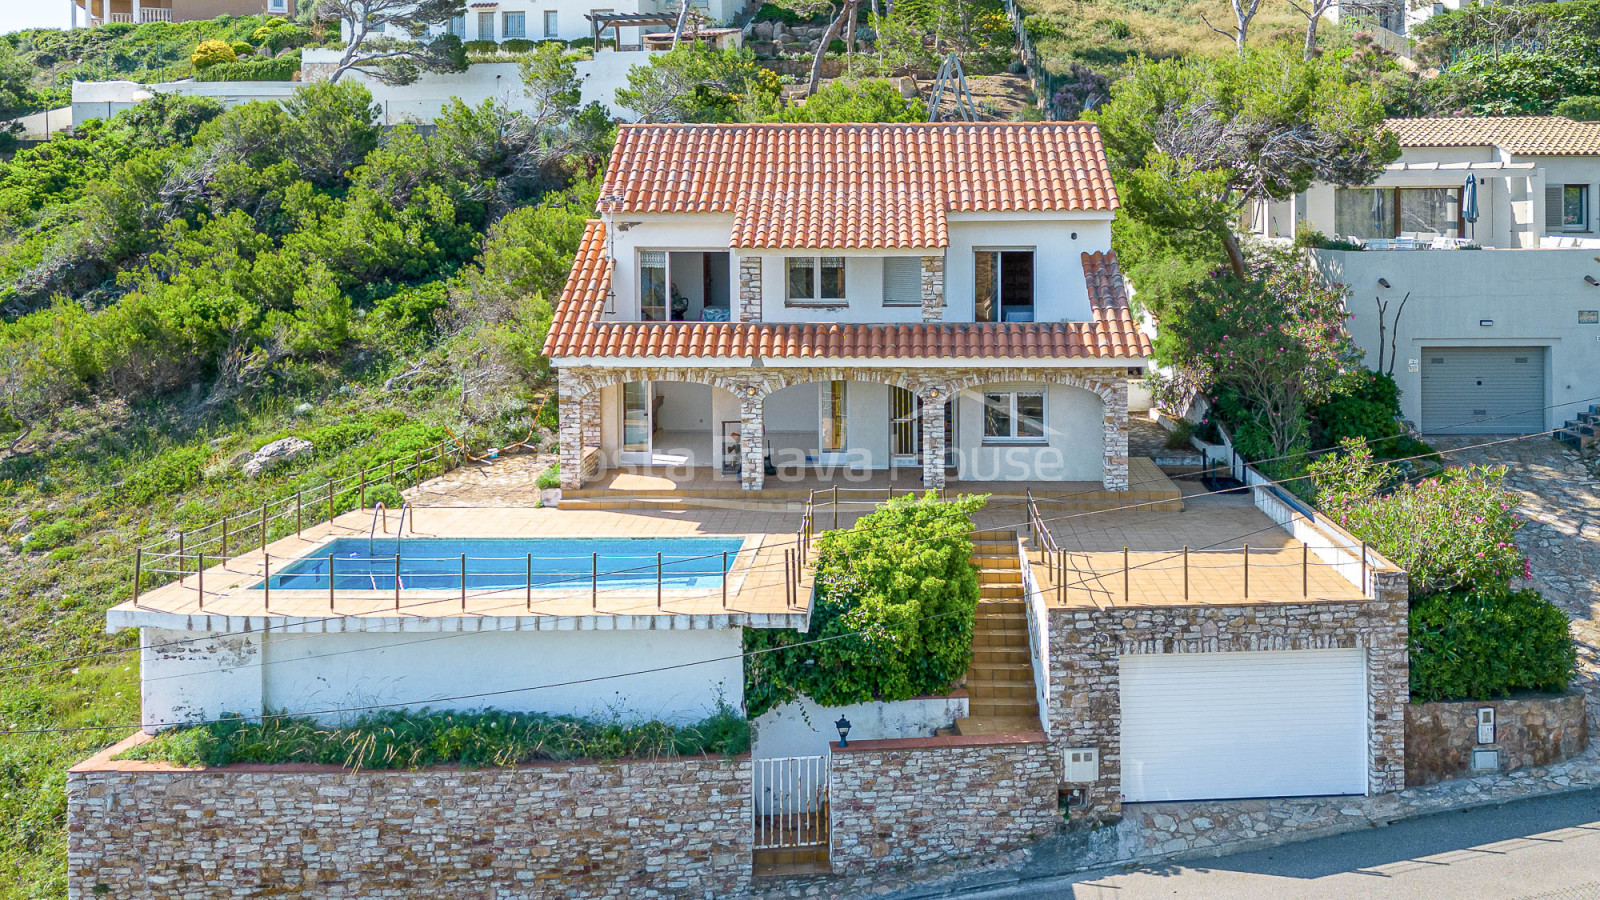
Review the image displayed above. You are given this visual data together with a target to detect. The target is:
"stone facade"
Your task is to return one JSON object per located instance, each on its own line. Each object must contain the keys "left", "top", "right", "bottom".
{"left": 738, "top": 255, "right": 762, "bottom": 323}
{"left": 1046, "top": 569, "right": 1410, "bottom": 820}
{"left": 67, "top": 744, "right": 752, "bottom": 900}
{"left": 554, "top": 365, "right": 1133, "bottom": 491}
{"left": 828, "top": 734, "right": 1060, "bottom": 874}
{"left": 1404, "top": 691, "right": 1589, "bottom": 787}
{"left": 920, "top": 255, "right": 945, "bottom": 323}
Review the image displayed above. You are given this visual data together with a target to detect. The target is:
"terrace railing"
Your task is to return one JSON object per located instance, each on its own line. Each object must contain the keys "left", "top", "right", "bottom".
{"left": 133, "top": 545, "right": 780, "bottom": 615}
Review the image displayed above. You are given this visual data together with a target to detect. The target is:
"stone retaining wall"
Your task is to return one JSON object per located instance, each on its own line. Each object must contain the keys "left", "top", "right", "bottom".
{"left": 67, "top": 735, "right": 752, "bottom": 899}
{"left": 828, "top": 733, "right": 1059, "bottom": 874}
{"left": 1405, "top": 690, "right": 1589, "bottom": 787}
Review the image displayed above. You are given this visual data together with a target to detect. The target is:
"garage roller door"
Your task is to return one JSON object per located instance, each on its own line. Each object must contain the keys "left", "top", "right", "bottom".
{"left": 1119, "top": 649, "right": 1368, "bottom": 803}
{"left": 1420, "top": 347, "right": 1545, "bottom": 434}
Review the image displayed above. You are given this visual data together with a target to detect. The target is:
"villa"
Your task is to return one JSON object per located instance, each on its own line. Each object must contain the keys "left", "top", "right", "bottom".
{"left": 545, "top": 122, "right": 1154, "bottom": 497}
{"left": 1253, "top": 116, "right": 1600, "bottom": 438}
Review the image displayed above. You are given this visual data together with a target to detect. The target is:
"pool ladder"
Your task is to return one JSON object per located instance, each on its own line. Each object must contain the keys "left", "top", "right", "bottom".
{"left": 368, "top": 502, "right": 412, "bottom": 592}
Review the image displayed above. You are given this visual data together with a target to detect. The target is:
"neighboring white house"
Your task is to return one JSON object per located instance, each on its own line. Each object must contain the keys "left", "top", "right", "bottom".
{"left": 545, "top": 121, "right": 1150, "bottom": 491}
{"left": 385, "top": 0, "right": 749, "bottom": 46}
{"left": 1253, "top": 116, "right": 1600, "bottom": 438}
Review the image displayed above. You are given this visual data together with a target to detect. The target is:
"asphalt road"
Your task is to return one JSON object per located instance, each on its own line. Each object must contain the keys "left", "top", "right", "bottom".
{"left": 962, "top": 788, "right": 1600, "bottom": 900}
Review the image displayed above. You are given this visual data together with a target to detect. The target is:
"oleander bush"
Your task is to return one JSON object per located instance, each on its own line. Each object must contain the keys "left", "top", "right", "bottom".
{"left": 1409, "top": 588, "right": 1578, "bottom": 701}
{"left": 116, "top": 706, "right": 750, "bottom": 769}
{"left": 742, "top": 492, "right": 985, "bottom": 717}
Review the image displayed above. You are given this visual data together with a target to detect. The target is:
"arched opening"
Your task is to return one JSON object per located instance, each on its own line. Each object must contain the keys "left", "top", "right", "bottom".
{"left": 950, "top": 379, "right": 1106, "bottom": 483}
{"left": 602, "top": 380, "right": 746, "bottom": 474}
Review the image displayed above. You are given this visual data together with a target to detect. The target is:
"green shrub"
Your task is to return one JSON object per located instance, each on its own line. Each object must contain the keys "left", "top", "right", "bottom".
{"left": 117, "top": 706, "right": 750, "bottom": 769}
{"left": 1311, "top": 438, "right": 1524, "bottom": 596}
{"left": 1101, "top": 18, "right": 1132, "bottom": 39}
{"left": 1163, "top": 419, "right": 1194, "bottom": 450}
{"left": 228, "top": 40, "right": 255, "bottom": 57}
{"left": 23, "top": 518, "right": 77, "bottom": 551}
{"left": 1293, "top": 227, "right": 1363, "bottom": 251}
{"left": 1410, "top": 588, "right": 1577, "bottom": 701}
{"left": 743, "top": 493, "right": 986, "bottom": 717}
{"left": 120, "top": 445, "right": 209, "bottom": 506}
{"left": 194, "top": 53, "right": 300, "bottom": 81}
{"left": 191, "top": 39, "right": 238, "bottom": 69}
{"left": 754, "top": 2, "right": 813, "bottom": 24}
{"left": 463, "top": 39, "right": 498, "bottom": 53}
{"left": 1023, "top": 13, "right": 1065, "bottom": 41}
{"left": 1554, "top": 95, "right": 1600, "bottom": 121}
{"left": 364, "top": 483, "right": 405, "bottom": 510}
{"left": 535, "top": 464, "right": 560, "bottom": 489}
{"left": 501, "top": 38, "right": 534, "bottom": 52}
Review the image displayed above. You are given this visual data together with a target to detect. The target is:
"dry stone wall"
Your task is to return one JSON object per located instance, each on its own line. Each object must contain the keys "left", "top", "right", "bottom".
{"left": 67, "top": 743, "right": 752, "bottom": 900}
{"left": 828, "top": 734, "right": 1059, "bottom": 874}
{"left": 1405, "top": 691, "right": 1589, "bottom": 787}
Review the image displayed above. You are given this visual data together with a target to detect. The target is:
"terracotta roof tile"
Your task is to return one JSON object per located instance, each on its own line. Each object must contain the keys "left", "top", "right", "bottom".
{"left": 542, "top": 223, "right": 1150, "bottom": 362}
{"left": 1387, "top": 116, "right": 1600, "bottom": 156}
{"left": 597, "top": 122, "right": 1118, "bottom": 249}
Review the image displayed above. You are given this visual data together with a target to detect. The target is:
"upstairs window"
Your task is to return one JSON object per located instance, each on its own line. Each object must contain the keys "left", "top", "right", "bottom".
{"left": 544, "top": 10, "right": 559, "bottom": 37}
{"left": 640, "top": 250, "right": 667, "bottom": 321}
{"left": 882, "top": 257, "right": 921, "bottom": 307}
{"left": 503, "top": 11, "right": 527, "bottom": 38}
{"left": 476, "top": 10, "right": 495, "bottom": 39}
{"left": 447, "top": 14, "right": 465, "bottom": 37}
{"left": 787, "top": 256, "right": 846, "bottom": 306}
{"left": 982, "top": 391, "right": 1046, "bottom": 442}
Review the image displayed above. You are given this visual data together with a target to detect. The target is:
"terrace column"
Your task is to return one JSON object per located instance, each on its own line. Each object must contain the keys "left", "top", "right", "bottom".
{"left": 556, "top": 373, "right": 595, "bottom": 491}
{"left": 738, "top": 390, "right": 765, "bottom": 491}
{"left": 737, "top": 255, "right": 762, "bottom": 323}
{"left": 132, "top": 0, "right": 140, "bottom": 23}
{"left": 919, "top": 389, "right": 947, "bottom": 489}
{"left": 1101, "top": 377, "right": 1130, "bottom": 491}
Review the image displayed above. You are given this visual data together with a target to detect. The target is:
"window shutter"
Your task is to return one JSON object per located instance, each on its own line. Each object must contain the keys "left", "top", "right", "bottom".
{"left": 883, "top": 258, "right": 920, "bottom": 305}
{"left": 1546, "top": 185, "right": 1565, "bottom": 230}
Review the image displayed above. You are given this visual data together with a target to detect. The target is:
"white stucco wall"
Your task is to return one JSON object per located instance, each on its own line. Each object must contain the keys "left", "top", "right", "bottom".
{"left": 944, "top": 214, "right": 1110, "bottom": 323}
{"left": 138, "top": 626, "right": 745, "bottom": 729}
{"left": 139, "top": 627, "right": 264, "bottom": 734}
{"left": 954, "top": 381, "right": 1106, "bottom": 481}
{"left": 750, "top": 694, "right": 968, "bottom": 759}
{"left": 1313, "top": 247, "right": 1600, "bottom": 431}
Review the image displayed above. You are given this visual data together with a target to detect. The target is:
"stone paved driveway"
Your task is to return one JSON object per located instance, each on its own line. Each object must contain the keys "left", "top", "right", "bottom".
{"left": 1429, "top": 435, "right": 1600, "bottom": 723}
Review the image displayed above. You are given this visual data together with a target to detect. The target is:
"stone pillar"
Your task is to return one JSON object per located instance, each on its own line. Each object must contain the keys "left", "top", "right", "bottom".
{"left": 737, "top": 256, "right": 762, "bottom": 323}
{"left": 580, "top": 390, "right": 600, "bottom": 481}
{"left": 556, "top": 373, "right": 589, "bottom": 490}
{"left": 1369, "top": 569, "right": 1411, "bottom": 795}
{"left": 738, "top": 391, "right": 765, "bottom": 490}
{"left": 919, "top": 392, "right": 947, "bottom": 489}
{"left": 131, "top": 0, "right": 140, "bottom": 23}
{"left": 1100, "top": 378, "right": 1130, "bottom": 490}
{"left": 920, "top": 255, "right": 945, "bottom": 323}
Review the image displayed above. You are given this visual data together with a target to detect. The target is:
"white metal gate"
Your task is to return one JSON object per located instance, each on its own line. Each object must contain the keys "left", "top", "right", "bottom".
{"left": 752, "top": 755, "right": 831, "bottom": 851}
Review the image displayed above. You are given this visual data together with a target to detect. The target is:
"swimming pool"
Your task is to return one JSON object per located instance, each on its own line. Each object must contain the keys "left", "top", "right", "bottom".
{"left": 261, "top": 537, "right": 747, "bottom": 592}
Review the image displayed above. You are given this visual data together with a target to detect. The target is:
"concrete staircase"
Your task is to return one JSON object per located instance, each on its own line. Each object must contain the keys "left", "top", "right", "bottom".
{"left": 948, "top": 530, "right": 1041, "bottom": 736}
{"left": 1558, "top": 405, "right": 1600, "bottom": 450}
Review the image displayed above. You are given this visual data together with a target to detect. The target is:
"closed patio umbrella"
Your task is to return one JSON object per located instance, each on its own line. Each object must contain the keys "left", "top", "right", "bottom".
{"left": 1463, "top": 173, "right": 1479, "bottom": 240}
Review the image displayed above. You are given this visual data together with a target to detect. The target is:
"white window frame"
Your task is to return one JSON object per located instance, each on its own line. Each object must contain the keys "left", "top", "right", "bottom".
{"left": 544, "top": 10, "right": 559, "bottom": 37}
{"left": 981, "top": 390, "right": 1047, "bottom": 444}
{"left": 447, "top": 14, "right": 466, "bottom": 37}
{"left": 1563, "top": 184, "right": 1591, "bottom": 232}
{"left": 476, "top": 10, "right": 496, "bottom": 40}
{"left": 786, "top": 256, "right": 847, "bottom": 307}
{"left": 267, "top": 0, "right": 288, "bottom": 12}
{"left": 503, "top": 11, "right": 527, "bottom": 38}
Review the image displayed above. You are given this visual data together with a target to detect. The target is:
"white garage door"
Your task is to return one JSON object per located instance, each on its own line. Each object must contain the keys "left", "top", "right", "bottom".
{"left": 1119, "top": 649, "right": 1368, "bottom": 803}
{"left": 1420, "top": 347, "right": 1546, "bottom": 434}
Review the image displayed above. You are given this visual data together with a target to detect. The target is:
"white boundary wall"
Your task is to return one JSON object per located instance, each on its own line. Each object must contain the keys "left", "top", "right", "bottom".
{"left": 73, "top": 52, "right": 658, "bottom": 130}
{"left": 750, "top": 694, "right": 968, "bottom": 759}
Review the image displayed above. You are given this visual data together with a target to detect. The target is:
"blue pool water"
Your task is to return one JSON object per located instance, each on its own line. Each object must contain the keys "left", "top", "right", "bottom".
{"left": 261, "top": 537, "right": 746, "bottom": 592}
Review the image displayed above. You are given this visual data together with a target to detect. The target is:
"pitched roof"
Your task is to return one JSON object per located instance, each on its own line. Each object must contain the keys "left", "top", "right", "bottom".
{"left": 1386, "top": 116, "right": 1600, "bottom": 156}
{"left": 597, "top": 122, "right": 1118, "bottom": 249}
{"left": 541, "top": 220, "right": 1151, "bottom": 361}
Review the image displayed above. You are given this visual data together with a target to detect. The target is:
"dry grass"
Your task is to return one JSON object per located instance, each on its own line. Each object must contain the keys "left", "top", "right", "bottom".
{"left": 1025, "top": 0, "right": 1311, "bottom": 73}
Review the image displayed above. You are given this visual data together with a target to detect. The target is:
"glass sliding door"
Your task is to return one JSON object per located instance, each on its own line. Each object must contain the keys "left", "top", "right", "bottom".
{"left": 621, "top": 382, "right": 652, "bottom": 463}
{"left": 974, "top": 250, "right": 1034, "bottom": 322}
{"left": 819, "top": 382, "right": 847, "bottom": 455}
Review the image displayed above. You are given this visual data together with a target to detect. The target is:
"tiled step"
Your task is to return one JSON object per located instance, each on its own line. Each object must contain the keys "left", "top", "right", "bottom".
{"left": 980, "top": 584, "right": 1025, "bottom": 598}
{"left": 973, "top": 647, "right": 1030, "bottom": 665}
{"left": 969, "top": 679, "right": 1035, "bottom": 699}
{"left": 971, "top": 660, "right": 1033, "bottom": 678}
{"left": 976, "top": 599, "right": 1025, "bottom": 613}
{"left": 966, "top": 697, "right": 1039, "bottom": 718}
{"left": 973, "top": 628, "right": 1030, "bottom": 647}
